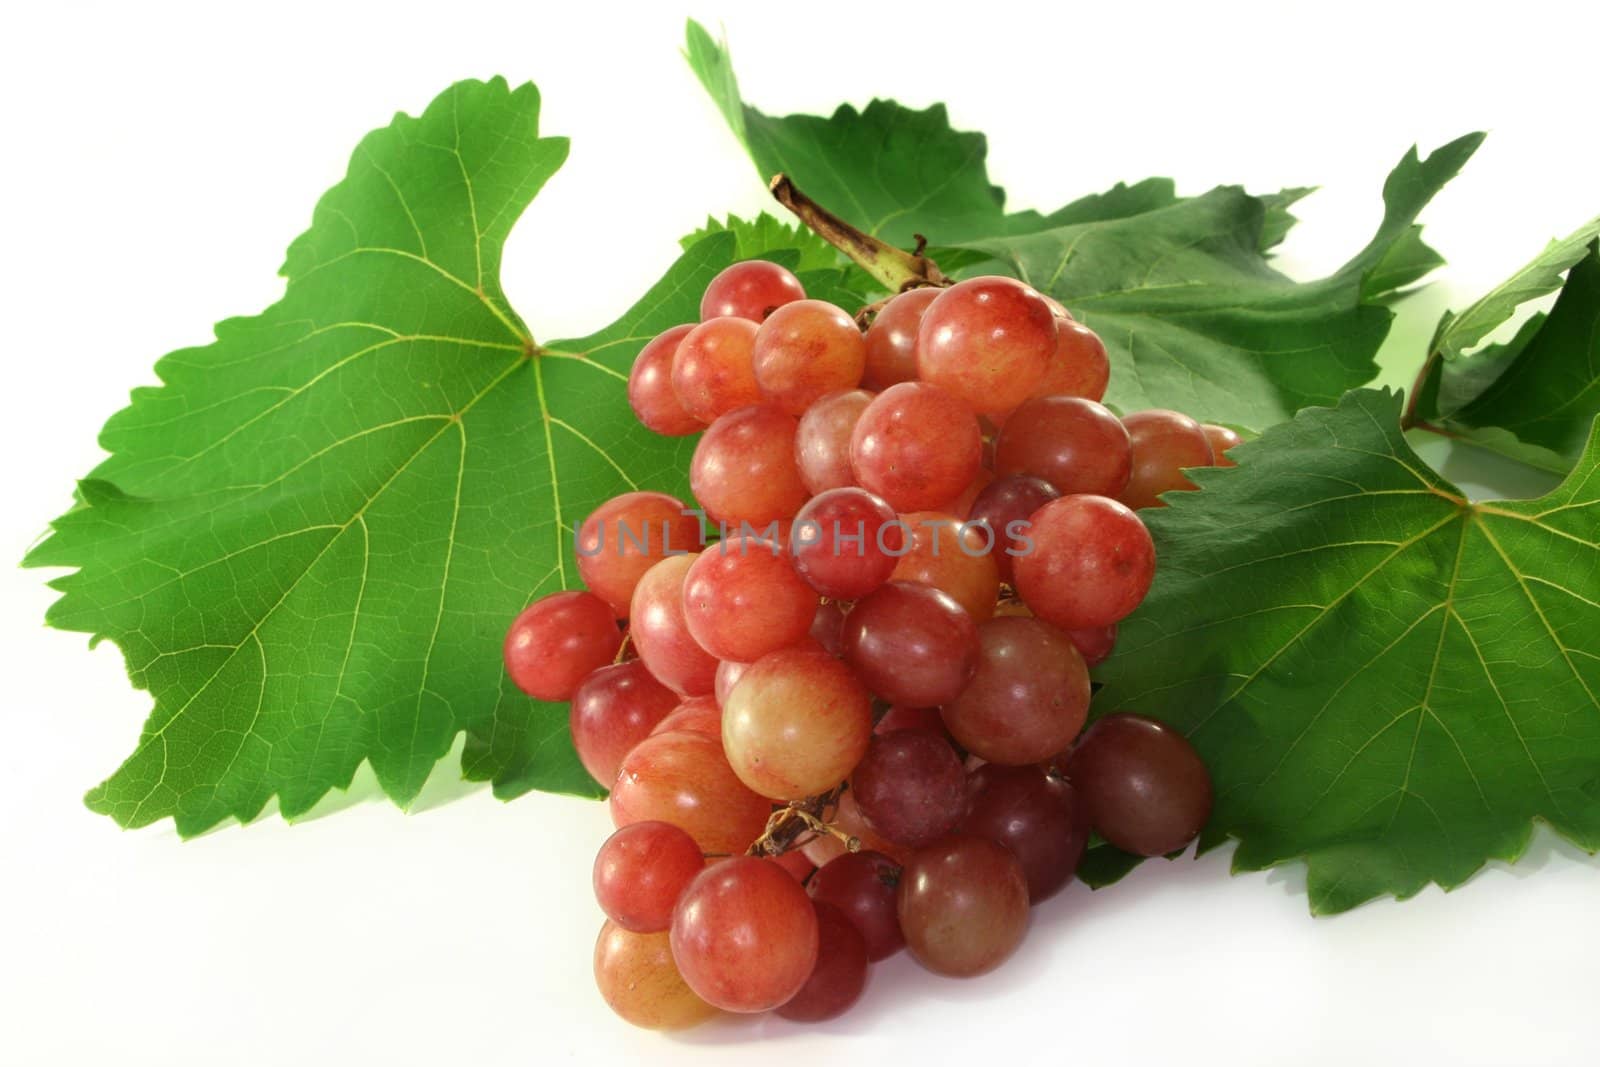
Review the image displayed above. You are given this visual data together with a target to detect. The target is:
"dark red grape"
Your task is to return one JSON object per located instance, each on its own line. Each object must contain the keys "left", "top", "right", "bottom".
{"left": 967, "top": 474, "right": 1060, "bottom": 583}
{"left": 775, "top": 902, "right": 870, "bottom": 1021}
{"left": 1120, "top": 409, "right": 1214, "bottom": 509}
{"left": 842, "top": 581, "right": 980, "bottom": 706}
{"left": 807, "top": 849, "right": 904, "bottom": 961}
{"left": 1014, "top": 495, "right": 1155, "bottom": 630}
{"left": 959, "top": 765, "right": 1090, "bottom": 901}
{"left": 1066, "top": 712, "right": 1212, "bottom": 856}
{"left": 993, "top": 395, "right": 1132, "bottom": 497}
{"left": 897, "top": 835, "right": 1029, "bottom": 977}
{"left": 851, "top": 730, "right": 968, "bottom": 848}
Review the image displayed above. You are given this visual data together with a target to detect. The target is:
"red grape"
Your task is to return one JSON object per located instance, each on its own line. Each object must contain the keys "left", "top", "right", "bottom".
{"left": 628, "top": 324, "right": 703, "bottom": 436}
{"left": 1014, "top": 495, "right": 1155, "bottom": 630}
{"left": 862, "top": 287, "right": 939, "bottom": 390}
{"left": 993, "top": 395, "right": 1132, "bottom": 497}
{"left": 967, "top": 474, "right": 1060, "bottom": 583}
{"left": 570, "top": 659, "right": 681, "bottom": 786}
{"left": 1201, "top": 423, "right": 1244, "bottom": 467}
{"left": 808, "top": 849, "right": 905, "bottom": 961}
{"left": 808, "top": 599, "right": 847, "bottom": 656}
{"left": 776, "top": 902, "right": 869, "bottom": 1022}
{"left": 610, "top": 730, "right": 771, "bottom": 854}
{"left": 700, "top": 260, "right": 806, "bottom": 322}
{"left": 752, "top": 299, "right": 867, "bottom": 415}
{"left": 897, "top": 835, "right": 1029, "bottom": 977}
{"left": 629, "top": 555, "right": 718, "bottom": 696}
{"left": 651, "top": 694, "right": 723, "bottom": 739}
{"left": 594, "top": 821, "right": 707, "bottom": 932}
{"left": 850, "top": 382, "right": 982, "bottom": 512}
{"left": 594, "top": 921, "right": 716, "bottom": 1030}
{"left": 939, "top": 468, "right": 994, "bottom": 519}
{"left": 682, "top": 538, "right": 816, "bottom": 663}
{"left": 875, "top": 705, "right": 946, "bottom": 737}
{"left": 842, "top": 581, "right": 980, "bottom": 706}
{"left": 723, "top": 647, "right": 873, "bottom": 800}
{"left": 1065, "top": 623, "right": 1118, "bottom": 666}
{"left": 1120, "top": 408, "right": 1214, "bottom": 509}
{"left": 959, "top": 765, "right": 1090, "bottom": 901}
{"left": 576, "top": 491, "right": 705, "bottom": 617}
{"left": 690, "top": 405, "right": 808, "bottom": 528}
{"left": 502, "top": 591, "right": 621, "bottom": 702}
{"left": 1066, "top": 713, "right": 1213, "bottom": 856}
{"left": 917, "top": 277, "right": 1056, "bottom": 414}
{"left": 851, "top": 730, "right": 969, "bottom": 848}
{"left": 769, "top": 849, "right": 815, "bottom": 884}
{"left": 795, "top": 388, "right": 873, "bottom": 494}
{"left": 888, "top": 512, "right": 1001, "bottom": 622}
{"left": 941, "top": 616, "right": 1090, "bottom": 765}
{"left": 671, "top": 316, "right": 762, "bottom": 424}
{"left": 790, "top": 487, "right": 905, "bottom": 600}
{"left": 670, "top": 856, "right": 819, "bottom": 1013}
{"left": 1035, "top": 318, "right": 1110, "bottom": 403}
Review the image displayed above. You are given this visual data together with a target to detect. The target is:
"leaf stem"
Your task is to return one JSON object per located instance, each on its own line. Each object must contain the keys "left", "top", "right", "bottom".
{"left": 769, "top": 174, "right": 949, "bottom": 294}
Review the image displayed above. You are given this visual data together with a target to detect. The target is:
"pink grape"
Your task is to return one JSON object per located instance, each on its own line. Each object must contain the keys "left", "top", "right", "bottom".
{"left": 1014, "top": 495, "right": 1156, "bottom": 630}
{"left": 576, "top": 491, "right": 705, "bottom": 617}
{"left": 752, "top": 299, "right": 867, "bottom": 415}
{"left": 682, "top": 538, "right": 817, "bottom": 663}
{"left": 570, "top": 659, "right": 681, "bottom": 786}
{"left": 842, "top": 581, "right": 980, "bottom": 707}
{"left": 941, "top": 616, "right": 1090, "bottom": 765}
{"left": 862, "top": 287, "right": 939, "bottom": 390}
{"left": 503, "top": 590, "right": 621, "bottom": 702}
{"left": 776, "top": 902, "right": 870, "bottom": 1022}
{"left": 1065, "top": 623, "right": 1118, "bottom": 666}
{"left": 628, "top": 324, "right": 703, "bottom": 435}
{"left": 594, "top": 821, "right": 707, "bottom": 932}
{"left": 670, "top": 857, "right": 820, "bottom": 1013}
{"left": 1035, "top": 318, "right": 1110, "bottom": 403}
{"left": 993, "top": 395, "right": 1132, "bottom": 497}
{"left": 650, "top": 694, "right": 723, "bottom": 739}
{"left": 629, "top": 555, "right": 719, "bottom": 696}
{"left": 916, "top": 276, "right": 1056, "bottom": 415}
{"left": 850, "top": 382, "right": 982, "bottom": 512}
{"left": 789, "top": 487, "right": 905, "bottom": 600}
{"left": 690, "top": 405, "right": 808, "bottom": 528}
{"left": 671, "top": 316, "right": 762, "bottom": 424}
{"left": 808, "top": 849, "right": 905, "bottom": 961}
{"left": 1120, "top": 409, "right": 1215, "bottom": 509}
{"left": 722, "top": 646, "right": 873, "bottom": 800}
{"left": 795, "top": 388, "right": 873, "bottom": 494}
{"left": 888, "top": 511, "right": 1001, "bottom": 622}
{"left": 700, "top": 260, "right": 806, "bottom": 322}
{"left": 594, "top": 922, "right": 716, "bottom": 1030}
{"left": 1201, "top": 423, "right": 1244, "bottom": 467}
{"left": 610, "top": 730, "right": 771, "bottom": 854}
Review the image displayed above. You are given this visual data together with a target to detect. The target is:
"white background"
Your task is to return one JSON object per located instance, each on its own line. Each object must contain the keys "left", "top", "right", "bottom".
{"left": 3, "top": 2, "right": 1597, "bottom": 1064}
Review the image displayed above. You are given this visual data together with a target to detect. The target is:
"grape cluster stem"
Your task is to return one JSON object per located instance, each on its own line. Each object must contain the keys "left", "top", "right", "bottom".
{"left": 769, "top": 174, "right": 950, "bottom": 297}
{"left": 748, "top": 787, "right": 859, "bottom": 858}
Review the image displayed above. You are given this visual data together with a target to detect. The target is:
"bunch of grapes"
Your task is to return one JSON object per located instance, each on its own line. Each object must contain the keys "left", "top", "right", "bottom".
{"left": 504, "top": 259, "right": 1235, "bottom": 1029}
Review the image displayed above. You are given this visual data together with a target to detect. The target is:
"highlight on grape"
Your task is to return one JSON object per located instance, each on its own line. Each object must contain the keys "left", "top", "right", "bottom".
{"left": 512, "top": 252, "right": 1227, "bottom": 1029}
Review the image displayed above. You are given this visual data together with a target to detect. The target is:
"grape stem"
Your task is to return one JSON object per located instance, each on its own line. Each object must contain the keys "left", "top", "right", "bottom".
{"left": 748, "top": 787, "right": 858, "bottom": 858}
{"left": 769, "top": 174, "right": 949, "bottom": 295}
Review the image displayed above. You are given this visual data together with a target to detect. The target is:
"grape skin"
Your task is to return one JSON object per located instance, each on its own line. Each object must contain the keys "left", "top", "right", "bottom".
{"left": 842, "top": 581, "right": 980, "bottom": 707}
{"left": 722, "top": 647, "right": 873, "bottom": 801}
{"left": 650, "top": 693, "right": 723, "bottom": 739}
{"left": 593, "top": 820, "right": 707, "bottom": 932}
{"left": 966, "top": 474, "right": 1060, "bottom": 583}
{"left": 942, "top": 616, "right": 1091, "bottom": 765}
{"left": 897, "top": 835, "right": 1029, "bottom": 978}
{"left": 671, "top": 316, "right": 763, "bottom": 424}
{"left": 850, "top": 382, "right": 982, "bottom": 512}
{"left": 959, "top": 765, "right": 1090, "bottom": 902}
{"left": 628, "top": 324, "right": 703, "bottom": 436}
{"left": 690, "top": 405, "right": 809, "bottom": 528}
{"left": 850, "top": 729, "right": 970, "bottom": 848}
{"left": 808, "top": 849, "right": 906, "bottom": 961}
{"left": 609, "top": 730, "right": 772, "bottom": 854}
{"left": 916, "top": 277, "right": 1056, "bottom": 415}
{"left": 576, "top": 491, "right": 705, "bottom": 617}
{"left": 681, "top": 538, "right": 817, "bottom": 663}
{"left": 862, "top": 287, "right": 939, "bottom": 390}
{"left": 775, "top": 902, "right": 870, "bottom": 1022}
{"left": 594, "top": 921, "right": 717, "bottom": 1030}
{"left": 700, "top": 259, "right": 806, "bottom": 322}
{"left": 502, "top": 590, "right": 621, "bottom": 702}
{"left": 570, "top": 659, "right": 681, "bottom": 786}
{"left": 670, "top": 857, "right": 820, "bottom": 1013}
{"left": 888, "top": 511, "right": 1001, "bottom": 622}
{"left": 795, "top": 388, "right": 874, "bottom": 494}
{"left": 1037, "top": 318, "right": 1110, "bottom": 403}
{"left": 1120, "top": 408, "right": 1215, "bottom": 509}
{"left": 1064, "top": 623, "right": 1118, "bottom": 667}
{"left": 1201, "top": 422, "right": 1244, "bottom": 467}
{"left": 752, "top": 299, "right": 867, "bottom": 415}
{"left": 1014, "top": 495, "right": 1156, "bottom": 630}
{"left": 1066, "top": 713, "right": 1213, "bottom": 856}
{"left": 629, "top": 555, "right": 719, "bottom": 696}
{"left": 789, "top": 487, "right": 904, "bottom": 600}
{"left": 993, "top": 395, "right": 1132, "bottom": 498}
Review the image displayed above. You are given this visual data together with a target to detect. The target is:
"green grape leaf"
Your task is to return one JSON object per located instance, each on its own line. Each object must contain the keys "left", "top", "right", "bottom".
{"left": 22, "top": 78, "right": 817, "bottom": 834}
{"left": 1413, "top": 236, "right": 1600, "bottom": 474}
{"left": 1089, "top": 388, "right": 1600, "bottom": 913}
{"left": 955, "top": 137, "right": 1482, "bottom": 431}
{"left": 685, "top": 18, "right": 1476, "bottom": 432}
